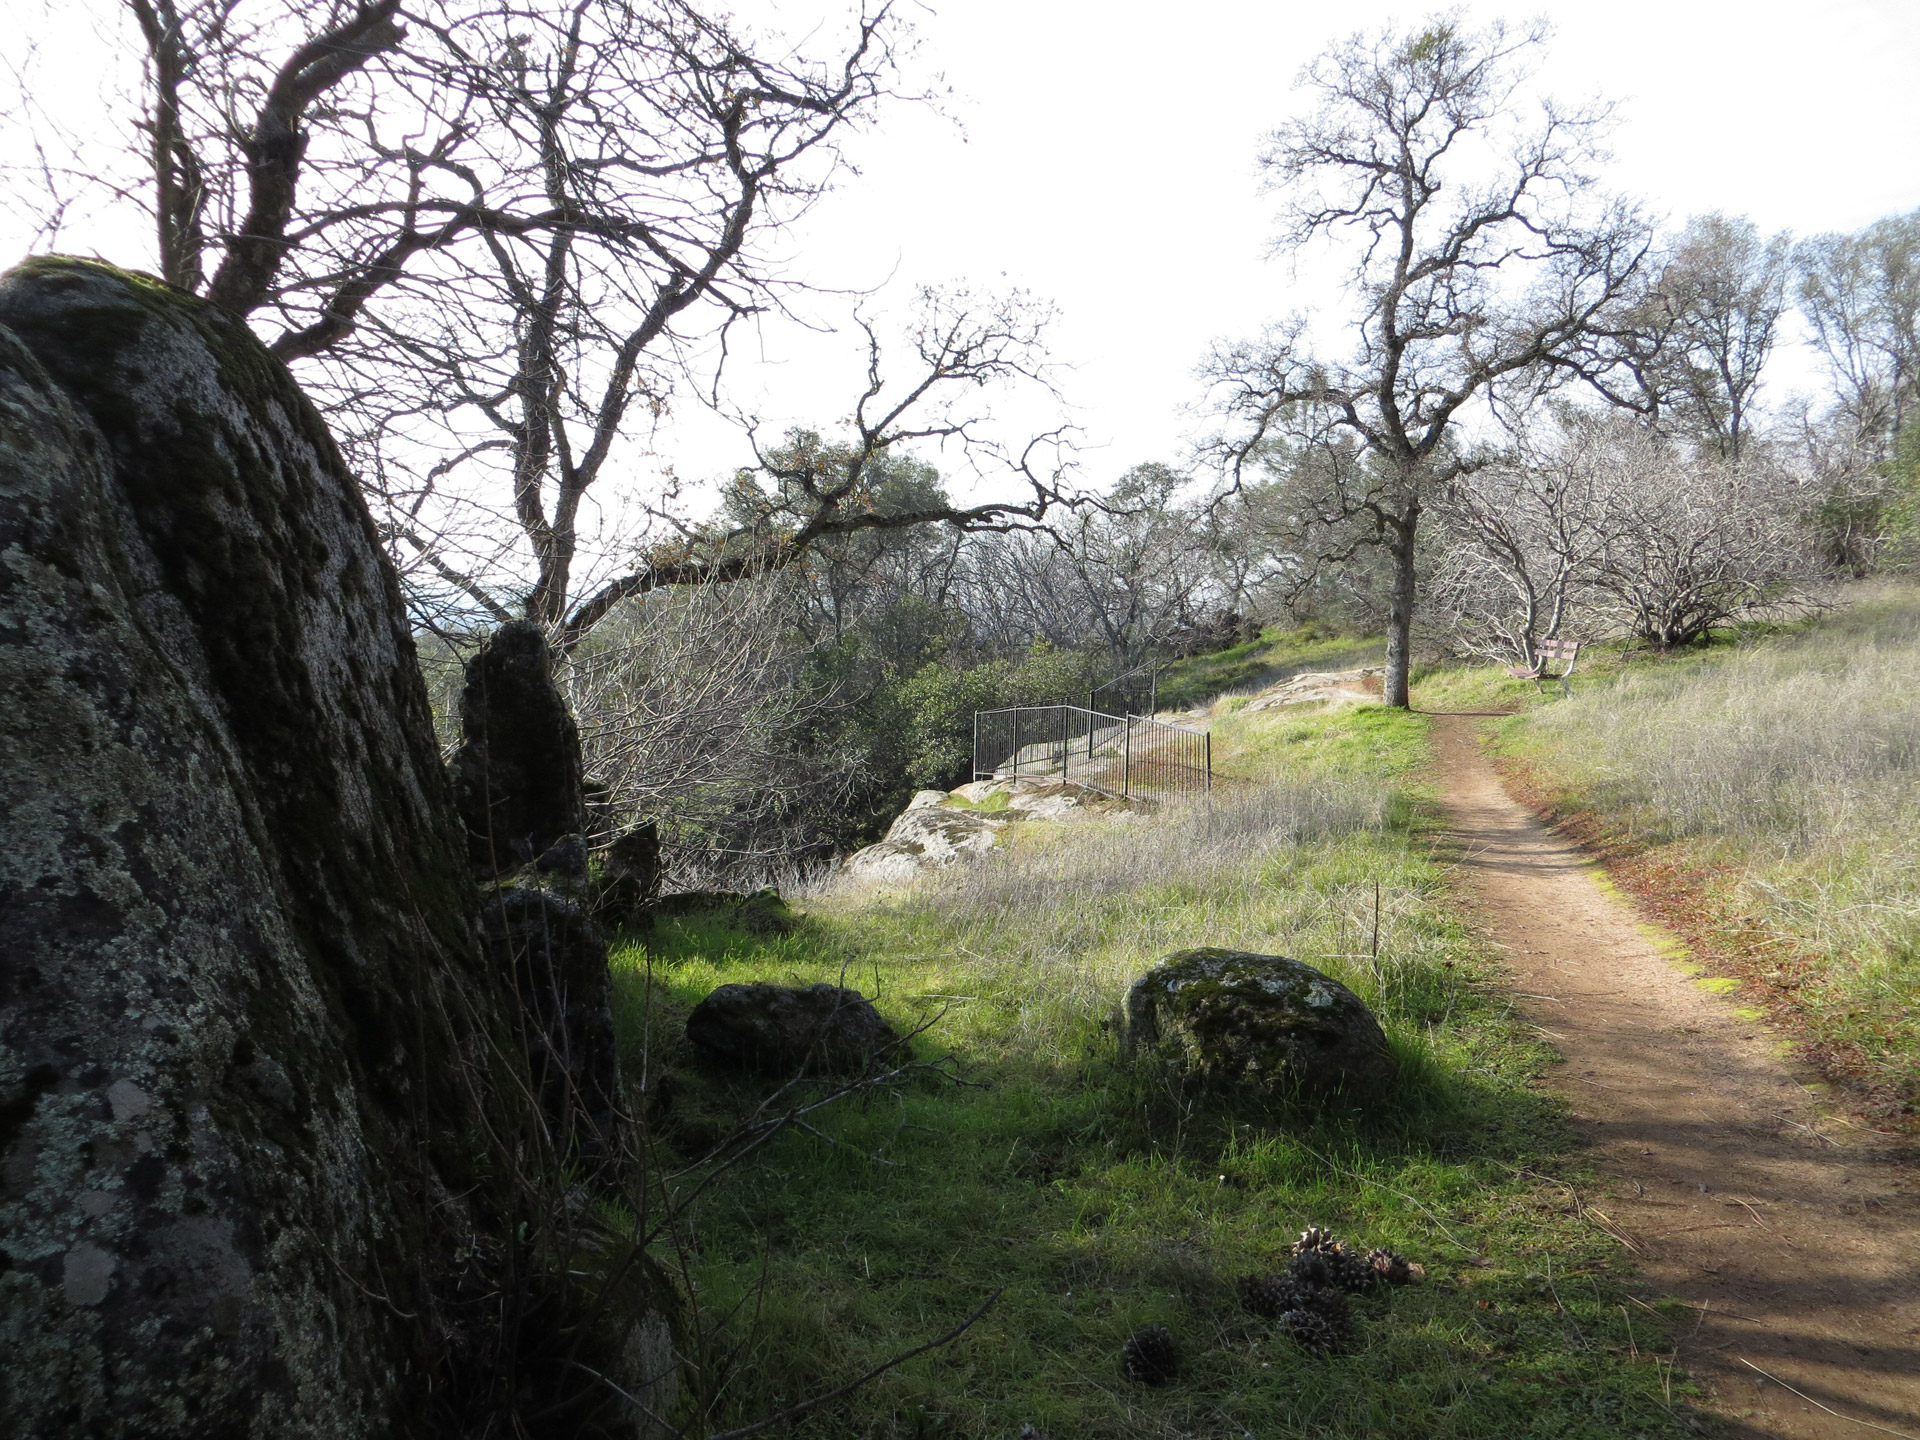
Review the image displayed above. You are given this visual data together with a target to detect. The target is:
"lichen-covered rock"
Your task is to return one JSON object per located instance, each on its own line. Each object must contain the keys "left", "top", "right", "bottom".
{"left": 534, "top": 830, "right": 590, "bottom": 881}
{"left": 480, "top": 883, "right": 624, "bottom": 1169}
{"left": 1124, "top": 949, "right": 1396, "bottom": 1105}
{"left": 686, "top": 984, "right": 899, "bottom": 1075}
{"left": 450, "top": 619, "right": 587, "bottom": 871}
{"left": 841, "top": 803, "right": 1004, "bottom": 882}
{"left": 991, "top": 778, "right": 1149, "bottom": 821}
{"left": 0, "top": 258, "right": 649, "bottom": 1437}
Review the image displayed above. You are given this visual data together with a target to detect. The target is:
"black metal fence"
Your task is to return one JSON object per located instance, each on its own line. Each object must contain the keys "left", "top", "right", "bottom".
{"left": 1090, "top": 662, "right": 1157, "bottom": 718}
{"left": 972, "top": 704, "right": 1211, "bottom": 802}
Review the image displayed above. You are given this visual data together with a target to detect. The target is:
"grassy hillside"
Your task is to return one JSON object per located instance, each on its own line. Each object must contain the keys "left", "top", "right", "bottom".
{"left": 609, "top": 701, "right": 1693, "bottom": 1439}
{"left": 1493, "top": 586, "right": 1920, "bottom": 1123}
{"left": 1154, "top": 622, "right": 1385, "bottom": 712}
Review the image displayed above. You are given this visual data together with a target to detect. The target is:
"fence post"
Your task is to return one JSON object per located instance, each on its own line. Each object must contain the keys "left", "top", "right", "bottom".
{"left": 1123, "top": 715, "right": 1131, "bottom": 798}
{"left": 972, "top": 709, "right": 979, "bottom": 782}
{"left": 1011, "top": 709, "right": 1020, "bottom": 779}
{"left": 1060, "top": 706, "right": 1069, "bottom": 780}
{"left": 1205, "top": 730, "right": 1212, "bottom": 793}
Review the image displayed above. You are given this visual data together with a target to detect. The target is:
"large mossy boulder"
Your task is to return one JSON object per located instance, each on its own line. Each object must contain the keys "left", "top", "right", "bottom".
{"left": 450, "top": 618, "right": 587, "bottom": 872}
{"left": 0, "top": 258, "right": 662, "bottom": 1437}
{"left": 1125, "top": 949, "right": 1396, "bottom": 1105}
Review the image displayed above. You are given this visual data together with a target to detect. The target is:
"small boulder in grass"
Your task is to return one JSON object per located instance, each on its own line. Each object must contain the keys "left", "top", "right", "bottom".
{"left": 686, "top": 982, "right": 898, "bottom": 1076}
{"left": 1124, "top": 948, "right": 1397, "bottom": 1106}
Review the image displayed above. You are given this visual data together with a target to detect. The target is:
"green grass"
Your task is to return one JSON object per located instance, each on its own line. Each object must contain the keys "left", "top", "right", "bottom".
{"left": 1156, "top": 623, "right": 1385, "bottom": 712}
{"left": 610, "top": 703, "right": 1691, "bottom": 1438}
{"left": 1210, "top": 702, "right": 1433, "bottom": 786}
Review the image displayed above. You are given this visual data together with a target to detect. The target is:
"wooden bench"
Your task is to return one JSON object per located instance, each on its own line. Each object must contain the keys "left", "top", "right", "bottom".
{"left": 1506, "top": 638, "right": 1582, "bottom": 695}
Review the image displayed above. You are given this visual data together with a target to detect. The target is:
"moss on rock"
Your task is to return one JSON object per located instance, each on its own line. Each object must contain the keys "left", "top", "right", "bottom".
{"left": 1124, "top": 948, "right": 1396, "bottom": 1106}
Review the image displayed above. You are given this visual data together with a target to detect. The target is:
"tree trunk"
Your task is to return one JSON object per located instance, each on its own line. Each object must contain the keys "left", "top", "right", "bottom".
{"left": 1383, "top": 506, "right": 1419, "bottom": 709}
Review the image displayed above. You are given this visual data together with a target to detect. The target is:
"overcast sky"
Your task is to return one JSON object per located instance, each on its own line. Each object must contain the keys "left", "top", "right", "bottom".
{"left": 696, "top": 0, "right": 1920, "bottom": 494}
{"left": 6, "top": 0, "right": 1920, "bottom": 505}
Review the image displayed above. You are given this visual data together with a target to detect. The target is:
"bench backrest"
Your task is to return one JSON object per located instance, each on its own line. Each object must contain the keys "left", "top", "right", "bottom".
{"left": 1537, "top": 639, "right": 1580, "bottom": 660}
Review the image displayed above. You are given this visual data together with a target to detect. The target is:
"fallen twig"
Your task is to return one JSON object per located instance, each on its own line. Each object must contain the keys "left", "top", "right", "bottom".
{"left": 1772, "top": 1112, "right": 1837, "bottom": 1147}
{"left": 1580, "top": 1206, "right": 1642, "bottom": 1253}
{"left": 1738, "top": 1358, "right": 1920, "bottom": 1439}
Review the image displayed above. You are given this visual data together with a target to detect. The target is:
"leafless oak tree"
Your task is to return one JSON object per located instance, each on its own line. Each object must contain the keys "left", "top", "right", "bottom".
{"left": 1582, "top": 428, "right": 1822, "bottom": 648}
{"left": 1424, "top": 409, "right": 1616, "bottom": 663}
{"left": 5, "top": 1, "right": 1073, "bottom": 643}
{"left": 1206, "top": 15, "right": 1648, "bottom": 706}
{"left": 561, "top": 577, "right": 856, "bottom": 876}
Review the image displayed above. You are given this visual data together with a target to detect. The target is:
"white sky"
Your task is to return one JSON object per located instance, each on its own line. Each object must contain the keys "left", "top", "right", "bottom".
{"left": 6, "top": 0, "right": 1920, "bottom": 508}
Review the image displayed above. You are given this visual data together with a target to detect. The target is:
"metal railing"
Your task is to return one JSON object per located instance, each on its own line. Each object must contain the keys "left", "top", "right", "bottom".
{"left": 1090, "top": 660, "right": 1157, "bottom": 718}
{"left": 972, "top": 704, "right": 1211, "bottom": 802}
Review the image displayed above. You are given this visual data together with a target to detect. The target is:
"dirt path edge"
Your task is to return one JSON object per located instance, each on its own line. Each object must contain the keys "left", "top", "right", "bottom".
{"left": 1431, "top": 713, "right": 1920, "bottom": 1440}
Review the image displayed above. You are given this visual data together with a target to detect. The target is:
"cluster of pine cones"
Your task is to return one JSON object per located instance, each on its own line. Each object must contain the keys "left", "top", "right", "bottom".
{"left": 1116, "top": 1225, "right": 1423, "bottom": 1388}
{"left": 1235, "top": 1226, "right": 1424, "bottom": 1354}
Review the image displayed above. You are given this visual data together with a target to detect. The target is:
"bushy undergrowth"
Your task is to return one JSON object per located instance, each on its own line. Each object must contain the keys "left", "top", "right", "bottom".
{"left": 607, "top": 701, "right": 1690, "bottom": 1438}
{"left": 1503, "top": 586, "right": 1920, "bottom": 1109}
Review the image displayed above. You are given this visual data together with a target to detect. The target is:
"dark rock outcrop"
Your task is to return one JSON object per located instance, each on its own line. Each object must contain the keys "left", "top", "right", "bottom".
{"left": 479, "top": 883, "right": 624, "bottom": 1167}
{"left": 534, "top": 830, "right": 590, "bottom": 882}
{"left": 1124, "top": 948, "right": 1397, "bottom": 1105}
{"left": 593, "top": 822, "right": 662, "bottom": 929}
{"left": 450, "top": 619, "right": 586, "bottom": 871}
{"left": 0, "top": 259, "right": 666, "bottom": 1437}
{"left": 687, "top": 984, "right": 898, "bottom": 1075}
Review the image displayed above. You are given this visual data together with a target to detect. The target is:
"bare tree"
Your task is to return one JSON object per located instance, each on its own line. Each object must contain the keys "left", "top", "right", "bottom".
{"left": 7, "top": 2, "right": 1075, "bottom": 642}
{"left": 1583, "top": 428, "right": 1821, "bottom": 648}
{"left": 1424, "top": 410, "right": 1617, "bottom": 663}
{"left": 1796, "top": 208, "right": 1920, "bottom": 451}
{"left": 561, "top": 577, "right": 857, "bottom": 877}
{"left": 1055, "top": 463, "right": 1218, "bottom": 673}
{"left": 1206, "top": 15, "right": 1648, "bottom": 707}
{"left": 337, "top": 0, "right": 922, "bottom": 636}
{"left": 1633, "top": 213, "right": 1793, "bottom": 460}
{"left": 546, "top": 286, "right": 1075, "bottom": 648}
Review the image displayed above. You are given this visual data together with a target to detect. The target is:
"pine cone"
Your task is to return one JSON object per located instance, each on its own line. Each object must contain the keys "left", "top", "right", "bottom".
{"left": 1239, "top": 1272, "right": 1309, "bottom": 1318}
{"left": 1279, "top": 1303, "right": 1350, "bottom": 1353}
{"left": 1286, "top": 1247, "right": 1337, "bottom": 1290}
{"left": 1328, "top": 1245, "right": 1380, "bottom": 1293}
{"left": 1366, "top": 1247, "right": 1423, "bottom": 1286}
{"left": 1292, "top": 1225, "right": 1342, "bottom": 1256}
{"left": 1121, "top": 1324, "right": 1179, "bottom": 1385}
{"left": 1297, "top": 1280, "right": 1352, "bottom": 1328}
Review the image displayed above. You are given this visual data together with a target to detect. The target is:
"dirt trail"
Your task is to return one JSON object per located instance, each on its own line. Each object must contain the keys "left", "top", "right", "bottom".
{"left": 1432, "top": 714, "right": 1920, "bottom": 1439}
